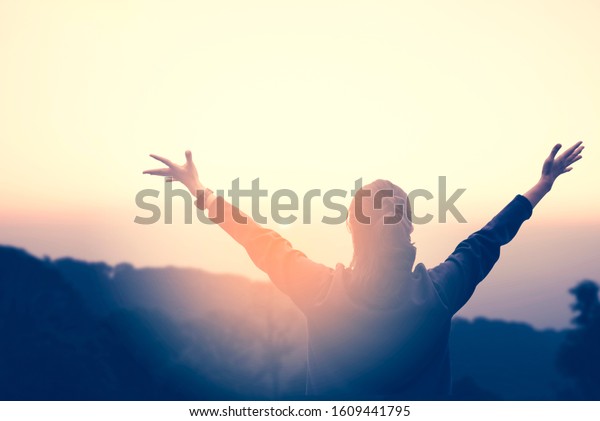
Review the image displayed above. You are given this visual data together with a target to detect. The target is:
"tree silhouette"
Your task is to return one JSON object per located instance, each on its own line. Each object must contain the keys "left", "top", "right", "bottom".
{"left": 556, "top": 280, "right": 600, "bottom": 399}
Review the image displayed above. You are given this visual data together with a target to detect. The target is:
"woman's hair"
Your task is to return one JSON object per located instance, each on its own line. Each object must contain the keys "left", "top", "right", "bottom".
{"left": 346, "top": 179, "right": 416, "bottom": 305}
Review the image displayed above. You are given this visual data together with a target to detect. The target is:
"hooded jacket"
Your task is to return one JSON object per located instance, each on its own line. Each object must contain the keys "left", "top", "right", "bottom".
{"left": 207, "top": 194, "right": 533, "bottom": 399}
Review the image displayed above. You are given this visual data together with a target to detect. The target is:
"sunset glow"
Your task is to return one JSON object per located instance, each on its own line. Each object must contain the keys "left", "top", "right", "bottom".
{"left": 2, "top": 0, "right": 599, "bottom": 328}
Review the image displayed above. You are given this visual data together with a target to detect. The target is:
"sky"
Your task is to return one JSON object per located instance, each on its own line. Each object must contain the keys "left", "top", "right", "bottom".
{"left": 1, "top": 0, "right": 600, "bottom": 329}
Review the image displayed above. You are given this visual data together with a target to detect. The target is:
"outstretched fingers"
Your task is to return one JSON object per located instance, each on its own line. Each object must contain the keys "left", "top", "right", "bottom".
{"left": 566, "top": 151, "right": 583, "bottom": 164}
{"left": 558, "top": 141, "right": 584, "bottom": 161}
{"left": 560, "top": 142, "right": 584, "bottom": 173}
{"left": 143, "top": 168, "right": 171, "bottom": 176}
{"left": 149, "top": 154, "right": 175, "bottom": 168}
{"left": 570, "top": 145, "right": 584, "bottom": 159}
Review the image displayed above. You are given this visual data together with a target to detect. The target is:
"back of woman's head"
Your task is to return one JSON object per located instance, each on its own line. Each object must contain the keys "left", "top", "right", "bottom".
{"left": 346, "top": 179, "right": 416, "bottom": 305}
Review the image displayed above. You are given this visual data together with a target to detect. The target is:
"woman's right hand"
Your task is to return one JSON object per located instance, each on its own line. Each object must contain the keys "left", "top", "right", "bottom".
{"left": 539, "top": 141, "right": 584, "bottom": 189}
{"left": 523, "top": 141, "right": 585, "bottom": 208}
{"left": 143, "top": 150, "right": 203, "bottom": 195}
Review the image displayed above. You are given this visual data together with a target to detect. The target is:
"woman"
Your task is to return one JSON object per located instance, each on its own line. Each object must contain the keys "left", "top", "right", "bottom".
{"left": 144, "top": 142, "right": 584, "bottom": 399}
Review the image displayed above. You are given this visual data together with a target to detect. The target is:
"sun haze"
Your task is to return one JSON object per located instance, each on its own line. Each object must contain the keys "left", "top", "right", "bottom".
{"left": 1, "top": 1, "right": 599, "bottom": 328}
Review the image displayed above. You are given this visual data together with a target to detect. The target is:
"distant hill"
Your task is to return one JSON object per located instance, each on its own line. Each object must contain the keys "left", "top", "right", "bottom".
{"left": 0, "top": 245, "right": 576, "bottom": 400}
{"left": 450, "top": 318, "right": 568, "bottom": 399}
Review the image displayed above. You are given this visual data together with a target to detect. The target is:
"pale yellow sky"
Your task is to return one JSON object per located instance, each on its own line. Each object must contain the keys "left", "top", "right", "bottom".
{"left": 1, "top": 0, "right": 599, "bottom": 327}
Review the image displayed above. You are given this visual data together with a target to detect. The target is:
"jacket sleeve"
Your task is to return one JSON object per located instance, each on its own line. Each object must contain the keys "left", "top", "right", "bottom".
{"left": 203, "top": 195, "right": 333, "bottom": 309}
{"left": 427, "top": 194, "right": 533, "bottom": 314}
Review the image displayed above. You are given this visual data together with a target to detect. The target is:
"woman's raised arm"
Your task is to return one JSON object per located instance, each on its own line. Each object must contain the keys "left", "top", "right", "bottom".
{"left": 428, "top": 141, "right": 584, "bottom": 314}
{"left": 143, "top": 151, "right": 332, "bottom": 310}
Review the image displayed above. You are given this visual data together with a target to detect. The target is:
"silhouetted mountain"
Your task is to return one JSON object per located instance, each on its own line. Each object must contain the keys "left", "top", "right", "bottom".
{"left": 0, "top": 246, "right": 232, "bottom": 400}
{"left": 450, "top": 318, "right": 567, "bottom": 400}
{"left": 0, "top": 245, "right": 587, "bottom": 400}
